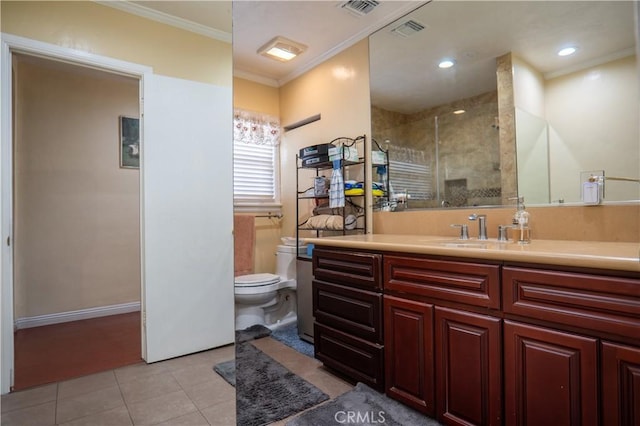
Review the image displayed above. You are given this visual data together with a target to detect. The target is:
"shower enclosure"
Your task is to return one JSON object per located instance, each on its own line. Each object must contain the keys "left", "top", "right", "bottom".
{"left": 372, "top": 91, "right": 502, "bottom": 209}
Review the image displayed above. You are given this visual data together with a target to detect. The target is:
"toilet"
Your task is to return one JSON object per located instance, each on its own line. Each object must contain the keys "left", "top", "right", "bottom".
{"left": 234, "top": 244, "right": 306, "bottom": 331}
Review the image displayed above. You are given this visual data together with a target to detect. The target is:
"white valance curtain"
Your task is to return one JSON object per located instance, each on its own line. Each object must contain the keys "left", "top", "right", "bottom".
{"left": 233, "top": 109, "right": 281, "bottom": 146}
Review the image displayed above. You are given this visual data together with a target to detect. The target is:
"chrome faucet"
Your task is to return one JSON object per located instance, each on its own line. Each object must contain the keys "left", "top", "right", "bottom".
{"left": 468, "top": 213, "right": 488, "bottom": 240}
{"left": 450, "top": 224, "right": 469, "bottom": 240}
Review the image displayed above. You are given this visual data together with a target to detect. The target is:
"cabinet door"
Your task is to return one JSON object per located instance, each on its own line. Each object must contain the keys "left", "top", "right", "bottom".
{"left": 384, "top": 295, "right": 434, "bottom": 416}
{"left": 504, "top": 321, "right": 598, "bottom": 426}
{"left": 602, "top": 341, "right": 640, "bottom": 426}
{"left": 435, "top": 307, "right": 502, "bottom": 426}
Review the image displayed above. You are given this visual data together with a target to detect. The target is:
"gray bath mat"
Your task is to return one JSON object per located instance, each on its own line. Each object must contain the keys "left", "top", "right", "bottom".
{"left": 213, "top": 324, "right": 272, "bottom": 387}
{"left": 286, "top": 382, "right": 441, "bottom": 426}
{"left": 235, "top": 342, "right": 329, "bottom": 426}
{"left": 236, "top": 324, "right": 272, "bottom": 343}
{"left": 213, "top": 359, "right": 235, "bottom": 387}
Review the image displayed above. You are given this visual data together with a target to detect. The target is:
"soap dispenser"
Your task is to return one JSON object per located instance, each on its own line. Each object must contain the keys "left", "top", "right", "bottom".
{"left": 512, "top": 197, "right": 531, "bottom": 244}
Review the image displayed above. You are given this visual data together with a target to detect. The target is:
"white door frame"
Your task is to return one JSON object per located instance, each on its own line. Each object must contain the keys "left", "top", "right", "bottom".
{"left": 0, "top": 33, "right": 152, "bottom": 394}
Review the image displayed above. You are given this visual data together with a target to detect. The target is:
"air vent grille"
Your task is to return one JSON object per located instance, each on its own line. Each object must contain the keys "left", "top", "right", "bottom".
{"left": 340, "top": 0, "right": 380, "bottom": 16}
{"left": 391, "top": 20, "right": 426, "bottom": 38}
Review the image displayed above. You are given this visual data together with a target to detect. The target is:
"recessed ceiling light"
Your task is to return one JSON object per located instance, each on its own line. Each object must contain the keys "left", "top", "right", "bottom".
{"left": 558, "top": 47, "right": 577, "bottom": 57}
{"left": 438, "top": 59, "right": 455, "bottom": 69}
{"left": 453, "top": 109, "right": 465, "bottom": 115}
{"left": 257, "top": 36, "right": 307, "bottom": 62}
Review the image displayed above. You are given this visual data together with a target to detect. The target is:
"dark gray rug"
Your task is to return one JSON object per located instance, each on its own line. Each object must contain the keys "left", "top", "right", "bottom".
{"left": 213, "top": 324, "right": 273, "bottom": 386}
{"left": 234, "top": 342, "right": 329, "bottom": 426}
{"left": 236, "top": 324, "right": 272, "bottom": 343}
{"left": 286, "top": 382, "right": 441, "bottom": 426}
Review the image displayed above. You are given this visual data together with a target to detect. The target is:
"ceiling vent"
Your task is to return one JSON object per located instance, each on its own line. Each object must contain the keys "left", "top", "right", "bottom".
{"left": 391, "top": 20, "right": 426, "bottom": 38}
{"left": 339, "top": 0, "right": 380, "bottom": 17}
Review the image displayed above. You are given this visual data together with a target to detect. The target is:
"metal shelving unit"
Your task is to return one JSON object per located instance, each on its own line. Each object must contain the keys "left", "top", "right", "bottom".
{"left": 295, "top": 135, "right": 368, "bottom": 260}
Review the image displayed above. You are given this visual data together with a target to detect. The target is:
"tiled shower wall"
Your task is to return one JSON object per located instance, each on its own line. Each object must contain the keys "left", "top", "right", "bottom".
{"left": 372, "top": 90, "right": 511, "bottom": 208}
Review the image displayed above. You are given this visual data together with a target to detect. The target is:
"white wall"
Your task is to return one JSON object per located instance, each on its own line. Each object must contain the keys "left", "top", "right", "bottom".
{"left": 513, "top": 55, "right": 550, "bottom": 205}
{"left": 546, "top": 55, "right": 639, "bottom": 202}
{"left": 513, "top": 55, "right": 546, "bottom": 118}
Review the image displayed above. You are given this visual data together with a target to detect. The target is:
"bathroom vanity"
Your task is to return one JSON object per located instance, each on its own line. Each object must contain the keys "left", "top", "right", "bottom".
{"left": 308, "top": 234, "right": 640, "bottom": 426}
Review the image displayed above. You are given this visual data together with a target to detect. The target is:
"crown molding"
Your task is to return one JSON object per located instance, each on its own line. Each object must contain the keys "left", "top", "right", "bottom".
{"left": 233, "top": 69, "right": 280, "bottom": 88}
{"left": 544, "top": 47, "right": 636, "bottom": 80}
{"left": 94, "top": 1, "right": 232, "bottom": 43}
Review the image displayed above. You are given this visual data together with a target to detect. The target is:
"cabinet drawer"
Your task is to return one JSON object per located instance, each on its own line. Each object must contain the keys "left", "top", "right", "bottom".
{"left": 314, "top": 323, "right": 384, "bottom": 391}
{"left": 503, "top": 267, "right": 640, "bottom": 340}
{"left": 384, "top": 255, "right": 500, "bottom": 309}
{"left": 313, "top": 248, "right": 382, "bottom": 290}
{"left": 313, "top": 280, "right": 383, "bottom": 343}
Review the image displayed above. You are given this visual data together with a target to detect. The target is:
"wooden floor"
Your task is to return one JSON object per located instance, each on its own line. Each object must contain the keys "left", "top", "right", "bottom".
{"left": 13, "top": 312, "right": 142, "bottom": 391}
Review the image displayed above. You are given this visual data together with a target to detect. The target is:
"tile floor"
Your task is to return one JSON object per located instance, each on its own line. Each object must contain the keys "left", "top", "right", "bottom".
{"left": 1, "top": 337, "right": 354, "bottom": 426}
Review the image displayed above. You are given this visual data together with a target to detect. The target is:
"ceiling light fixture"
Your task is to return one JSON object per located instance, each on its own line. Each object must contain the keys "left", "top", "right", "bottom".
{"left": 438, "top": 59, "right": 455, "bottom": 69}
{"left": 558, "top": 46, "right": 577, "bottom": 57}
{"left": 257, "top": 36, "right": 307, "bottom": 62}
{"left": 453, "top": 109, "right": 466, "bottom": 115}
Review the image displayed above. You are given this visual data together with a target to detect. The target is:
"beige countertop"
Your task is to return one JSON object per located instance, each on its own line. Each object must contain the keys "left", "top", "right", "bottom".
{"left": 304, "top": 234, "right": 640, "bottom": 273}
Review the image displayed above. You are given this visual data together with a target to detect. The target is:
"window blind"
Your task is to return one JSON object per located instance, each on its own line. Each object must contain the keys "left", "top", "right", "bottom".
{"left": 233, "top": 141, "right": 278, "bottom": 204}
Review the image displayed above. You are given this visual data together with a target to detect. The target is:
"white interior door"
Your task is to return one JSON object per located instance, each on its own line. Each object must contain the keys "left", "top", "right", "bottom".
{"left": 142, "top": 74, "right": 234, "bottom": 362}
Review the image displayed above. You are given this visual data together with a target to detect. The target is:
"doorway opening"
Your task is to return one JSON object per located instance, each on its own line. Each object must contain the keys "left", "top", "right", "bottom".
{"left": 11, "top": 53, "right": 142, "bottom": 390}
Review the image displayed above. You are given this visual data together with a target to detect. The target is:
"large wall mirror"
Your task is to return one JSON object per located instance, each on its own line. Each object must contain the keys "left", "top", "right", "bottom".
{"left": 370, "top": 1, "right": 639, "bottom": 209}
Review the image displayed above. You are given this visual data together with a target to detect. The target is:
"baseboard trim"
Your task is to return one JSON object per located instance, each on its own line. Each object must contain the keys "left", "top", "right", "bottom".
{"left": 14, "top": 302, "right": 141, "bottom": 330}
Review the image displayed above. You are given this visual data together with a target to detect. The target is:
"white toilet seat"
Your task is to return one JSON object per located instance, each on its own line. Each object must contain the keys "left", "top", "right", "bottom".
{"left": 235, "top": 273, "right": 280, "bottom": 287}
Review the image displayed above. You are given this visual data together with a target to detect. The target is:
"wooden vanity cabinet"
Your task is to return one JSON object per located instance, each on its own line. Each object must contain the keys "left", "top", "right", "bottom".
{"left": 435, "top": 307, "right": 502, "bottom": 426}
{"left": 384, "top": 295, "right": 434, "bottom": 415}
{"left": 503, "top": 266, "right": 640, "bottom": 426}
{"left": 312, "top": 248, "right": 385, "bottom": 391}
{"left": 314, "top": 244, "right": 640, "bottom": 426}
{"left": 601, "top": 341, "right": 640, "bottom": 426}
{"left": 503, "top": 320, "right": 599, "bottom": 426}
{"left": 383, "top": 254, "right": 502, "bottom": 425}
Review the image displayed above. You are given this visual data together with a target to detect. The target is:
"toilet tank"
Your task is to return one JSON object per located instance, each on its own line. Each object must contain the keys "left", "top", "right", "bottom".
{"left": 276, "top": 244, "right": 307, "bottom": 280}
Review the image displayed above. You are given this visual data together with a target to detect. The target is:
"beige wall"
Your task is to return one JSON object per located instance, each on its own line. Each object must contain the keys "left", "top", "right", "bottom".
{"left": 512, "top": 54, "right": 639, "bottom": 204}
{"left": 374, "top": 204, "right": 640, "bottom": 243}
{"left": 279, "top": 39, "right": 372, "bottom": 239}
{"left": 233, "top": 77, "right": 279, "bottom": 116}
{"left": 1, "top": 1, "right": 232, "bottom": 86}
{"left": 545, "top": 55, "right": 639, "bottom": 202}
{"left": 233, "top": 77, "right": 282, "bottom": 273}
{"left": 13, "top": 56, "right": 140, "bottom": 318}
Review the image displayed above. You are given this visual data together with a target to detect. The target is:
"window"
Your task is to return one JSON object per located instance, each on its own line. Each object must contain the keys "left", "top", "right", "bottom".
{"left": 233, "top": 110, "right": 281, "bottom": 212}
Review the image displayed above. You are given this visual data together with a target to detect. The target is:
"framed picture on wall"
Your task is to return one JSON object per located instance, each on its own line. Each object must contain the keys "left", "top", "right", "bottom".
{"left": 119, "top": 116, "right": 140, "bottom": 169}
